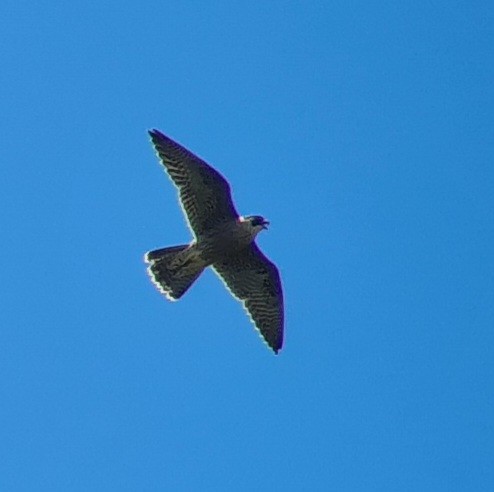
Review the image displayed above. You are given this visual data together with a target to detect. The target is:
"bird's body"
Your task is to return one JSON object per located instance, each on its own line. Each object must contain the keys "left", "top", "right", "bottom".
{"left": 144, "top": 129, "right": 284, "bottom": 353}
{"left": 196, "top": 218, "right": 259, "bottom": 261}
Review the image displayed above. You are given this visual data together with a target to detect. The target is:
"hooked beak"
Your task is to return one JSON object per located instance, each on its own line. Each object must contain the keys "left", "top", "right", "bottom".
{"left": 262, "top": 220, "right": 270, "bottom": 230}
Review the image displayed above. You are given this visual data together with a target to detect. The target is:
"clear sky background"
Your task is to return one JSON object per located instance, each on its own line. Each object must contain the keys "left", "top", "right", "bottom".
{"left": 1, "top": 2, "right": 493, "bottom": 490}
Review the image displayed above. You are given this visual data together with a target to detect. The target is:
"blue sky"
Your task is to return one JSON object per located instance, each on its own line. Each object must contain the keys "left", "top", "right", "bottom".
{"left": 1, "top": 1, "right": 493, "bottom": 490}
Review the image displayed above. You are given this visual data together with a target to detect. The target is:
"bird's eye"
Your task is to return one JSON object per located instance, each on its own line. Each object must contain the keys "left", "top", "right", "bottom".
{"left": 252, "top": 217, "right": 262, "bottom": 227}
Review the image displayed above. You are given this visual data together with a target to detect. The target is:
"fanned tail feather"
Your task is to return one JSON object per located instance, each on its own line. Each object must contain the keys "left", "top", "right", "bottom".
{"left": 145, "top": 245, "right": 204, "bottom": 300}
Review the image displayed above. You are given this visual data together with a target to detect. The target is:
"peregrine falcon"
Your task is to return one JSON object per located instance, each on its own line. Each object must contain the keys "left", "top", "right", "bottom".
{"left": 145, "top": 129, "right": 284, "bottom": 354}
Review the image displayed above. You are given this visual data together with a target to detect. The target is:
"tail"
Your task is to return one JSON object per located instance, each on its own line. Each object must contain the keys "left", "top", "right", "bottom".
{"left": 144, "top": 244, "right": 205, "bottom": 300}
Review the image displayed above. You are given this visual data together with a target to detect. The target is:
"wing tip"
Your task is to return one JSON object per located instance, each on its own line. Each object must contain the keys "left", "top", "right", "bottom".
{"left": 270, "top": 340, "right": 283, "bottom": 355}
{"left": 148, "top": 128, "right": 163, "bottom": 141}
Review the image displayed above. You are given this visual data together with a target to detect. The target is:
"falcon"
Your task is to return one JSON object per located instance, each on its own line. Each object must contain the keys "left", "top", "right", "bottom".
{"left": 144, "top": 129, "right": 284, "bottom": 354}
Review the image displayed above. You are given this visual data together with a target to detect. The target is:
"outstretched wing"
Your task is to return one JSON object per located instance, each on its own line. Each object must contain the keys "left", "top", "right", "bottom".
{"left": 149, "top": 130, "right": 239, "bottom": 238}
{"left": 212, "top": 243, "right": 284, "bottom": 354}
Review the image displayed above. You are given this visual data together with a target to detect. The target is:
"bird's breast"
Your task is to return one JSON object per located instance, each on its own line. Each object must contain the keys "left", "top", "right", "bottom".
{"left": 197, "top": 222, "right": 253, "bottom": 264}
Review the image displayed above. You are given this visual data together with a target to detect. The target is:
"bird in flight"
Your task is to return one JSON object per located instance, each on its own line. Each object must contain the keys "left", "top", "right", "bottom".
{"left": 144, "top": 129, "right": 284, "bottom": 354}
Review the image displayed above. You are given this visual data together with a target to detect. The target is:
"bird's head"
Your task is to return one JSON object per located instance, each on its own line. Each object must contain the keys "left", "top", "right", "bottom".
{"left": 244, "top": 215, "right": 270, "bottom": 233}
